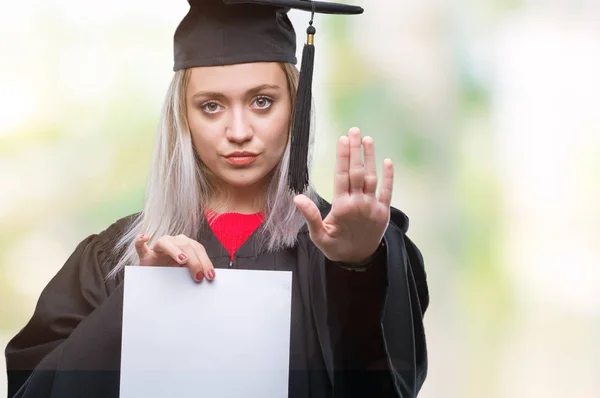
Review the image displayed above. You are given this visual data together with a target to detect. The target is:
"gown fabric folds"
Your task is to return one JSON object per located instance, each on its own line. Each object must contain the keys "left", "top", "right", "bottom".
{"left": 5, "top": 198, "right": 429, "bottom": 398}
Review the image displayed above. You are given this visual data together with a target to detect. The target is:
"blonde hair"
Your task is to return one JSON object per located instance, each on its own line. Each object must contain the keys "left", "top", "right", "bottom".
{"left": 107, "top": 63, "right": 317, "bottom": 278}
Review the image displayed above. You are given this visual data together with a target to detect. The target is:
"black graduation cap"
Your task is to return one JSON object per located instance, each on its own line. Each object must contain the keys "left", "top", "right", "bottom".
{"left": 173, "top": 0, "right": 364, "bottom": 194}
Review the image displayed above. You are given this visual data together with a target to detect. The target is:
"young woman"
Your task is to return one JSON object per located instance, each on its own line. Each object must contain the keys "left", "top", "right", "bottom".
{"left": 5, "top": 1, "right": 429, "bottom": 397}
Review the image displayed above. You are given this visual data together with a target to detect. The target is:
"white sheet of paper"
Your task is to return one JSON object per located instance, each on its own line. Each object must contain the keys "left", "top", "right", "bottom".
{"left": 120, "top": 266, "right": 292, "bottom": 398}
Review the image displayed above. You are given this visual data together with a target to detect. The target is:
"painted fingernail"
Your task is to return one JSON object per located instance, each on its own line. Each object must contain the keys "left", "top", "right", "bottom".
{"left": 207, "top": 269, "right": 215, "bottom": 279}
{"left": 178, "top": 253, "right": 187, "bottom": 261}
{"left": 195, "top": 271, "right": 204, "bottom": 282}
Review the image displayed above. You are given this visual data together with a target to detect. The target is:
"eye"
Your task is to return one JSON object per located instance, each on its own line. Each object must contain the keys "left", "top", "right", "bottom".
{"left": 252, "top": 96, "right": 273, "bottom": 110}
{"left": 201, "top": 101, "right": 223, "bottom": 114}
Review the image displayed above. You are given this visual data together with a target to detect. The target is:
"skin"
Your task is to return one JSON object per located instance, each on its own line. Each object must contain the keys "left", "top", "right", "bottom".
{"left": 136, "top": 62, "right": 394, "bottom": 282}
{"left": 188, "top": 62, "right": 291, "bottom": 211}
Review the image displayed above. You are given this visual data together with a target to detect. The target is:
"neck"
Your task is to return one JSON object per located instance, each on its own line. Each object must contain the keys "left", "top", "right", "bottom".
{"left": 208, "top": 183, "right": 266, "bottom": 214}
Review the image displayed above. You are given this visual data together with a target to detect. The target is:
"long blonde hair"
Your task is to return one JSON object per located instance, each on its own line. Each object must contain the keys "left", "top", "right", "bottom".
{"left": 107, "top": 63, "right": 317, "bottom": 278}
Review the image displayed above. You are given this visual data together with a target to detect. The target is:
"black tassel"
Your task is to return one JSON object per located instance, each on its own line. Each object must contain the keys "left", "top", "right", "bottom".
{"left": 288, "top": 24, "right": 316, "bottom": 194}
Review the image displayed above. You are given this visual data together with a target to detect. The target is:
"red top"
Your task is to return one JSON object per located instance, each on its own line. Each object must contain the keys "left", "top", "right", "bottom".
{"left": 205, "top": 211, "right": 265, "bottom": 260}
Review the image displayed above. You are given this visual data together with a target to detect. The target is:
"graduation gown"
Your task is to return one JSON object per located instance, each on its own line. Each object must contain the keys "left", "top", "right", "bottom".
{"left": 5, "top": 198, "right": 429, "bottom": 398}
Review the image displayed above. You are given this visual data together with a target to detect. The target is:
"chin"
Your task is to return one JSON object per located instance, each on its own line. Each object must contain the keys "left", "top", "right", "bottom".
{"left": 220, "top": 170, "right": 271, "bottom": 189}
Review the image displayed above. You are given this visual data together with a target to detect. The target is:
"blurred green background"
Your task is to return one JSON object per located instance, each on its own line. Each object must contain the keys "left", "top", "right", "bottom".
{"left": 1, "top": 1, "right": 599, "bottom": 397}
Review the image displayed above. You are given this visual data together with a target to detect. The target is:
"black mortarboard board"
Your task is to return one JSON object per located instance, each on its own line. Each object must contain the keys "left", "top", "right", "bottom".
{"left": 173, "top": 0, "right": 364, "bottom": 194}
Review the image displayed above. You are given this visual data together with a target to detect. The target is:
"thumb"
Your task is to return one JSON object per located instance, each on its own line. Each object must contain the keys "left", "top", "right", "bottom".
{"left": 134, "top": 234, "right": 152, "bottom": 259}
{"left": 293, "top": 194, "right": 324, "bottom": 240}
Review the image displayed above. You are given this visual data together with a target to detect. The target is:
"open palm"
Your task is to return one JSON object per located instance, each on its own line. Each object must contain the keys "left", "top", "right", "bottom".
{"left": 294, "top": 127, "right": 393, "bottom": 264}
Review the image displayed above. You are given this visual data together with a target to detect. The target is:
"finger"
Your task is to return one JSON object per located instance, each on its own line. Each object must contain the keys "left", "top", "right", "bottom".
{"left": 334, "top": 135, "right": 350, "bottom": 198}
{"left": 134, "top": 234, "right": 151, "bottom": 259}
{"left": 191, "top": 241, "right": 216, "bottom": 282}
{"left": 362, "top": 136, "right": 377, "bottom": 196}
{"left": 348, "top": 127, "right": 365, "bottom": 192}
{"left": 377, "top": 158, "right": 394, "bottom": 208}
{"left": 172, "top": 238, "right": 205, "bottom": 282}
{"left": 152, "top": 236, "right": 189, "bottom": 266}
{"left": 293, "top": 194, "right": 324, "bottom": 241}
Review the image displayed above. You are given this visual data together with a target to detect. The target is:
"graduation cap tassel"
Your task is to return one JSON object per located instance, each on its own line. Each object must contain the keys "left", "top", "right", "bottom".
{"left": 288, "top": 20, "right": 316, "bottom": 194}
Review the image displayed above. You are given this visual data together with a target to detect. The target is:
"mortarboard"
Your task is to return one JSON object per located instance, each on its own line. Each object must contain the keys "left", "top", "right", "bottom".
{"left": 173, "top": 0, "right": 364, "bottom": 194}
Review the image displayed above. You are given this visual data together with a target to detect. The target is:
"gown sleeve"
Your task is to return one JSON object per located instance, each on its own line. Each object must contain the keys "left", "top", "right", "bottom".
{"left": 4, "top": 218, "right": 131, "bottom": 398}
{"left": 308, "top": 205, "right": 429, "bottom": 398}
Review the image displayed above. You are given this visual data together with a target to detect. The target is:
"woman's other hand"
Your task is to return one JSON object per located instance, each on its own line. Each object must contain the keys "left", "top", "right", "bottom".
{"left": 294, "top": 127, "right": 392, "bottom": 265}
{"left": 135, "top": 234, "right": 215, "bottom": 282}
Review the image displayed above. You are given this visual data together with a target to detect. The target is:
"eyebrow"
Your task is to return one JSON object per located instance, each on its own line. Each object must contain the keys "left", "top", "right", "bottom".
{"left": 191, "top": 84, "right": 281, "bottom": 100}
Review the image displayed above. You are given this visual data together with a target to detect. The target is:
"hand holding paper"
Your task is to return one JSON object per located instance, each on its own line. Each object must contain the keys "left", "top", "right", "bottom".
{"left": 135, "top": 234, "right": 216, "bottom": 283}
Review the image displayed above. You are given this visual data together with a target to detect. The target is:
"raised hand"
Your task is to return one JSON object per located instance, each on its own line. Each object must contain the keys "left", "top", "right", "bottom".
{"left": 135, "top": 234, "right": 216, "bottom": 282}
{"left": 294, "top": 127, "right": 393, "bottom": 264}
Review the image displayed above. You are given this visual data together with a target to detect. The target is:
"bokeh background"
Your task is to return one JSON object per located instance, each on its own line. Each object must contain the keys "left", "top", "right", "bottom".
{"left": 2, "top": 0, "right": 599, "bottom": 396}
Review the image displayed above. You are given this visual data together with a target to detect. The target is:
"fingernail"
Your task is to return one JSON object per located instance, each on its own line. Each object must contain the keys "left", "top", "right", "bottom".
{"left": 178, "top": 253, "right": 187, "bottom": 261}
{"left": 139, "top": 234, "right": 145, "bottom": 240}
{"left": 195, "top": 271, "right": 204, "bottom": 282}
{"left": 207, "top": 269, "right": 215, "bottom": 280}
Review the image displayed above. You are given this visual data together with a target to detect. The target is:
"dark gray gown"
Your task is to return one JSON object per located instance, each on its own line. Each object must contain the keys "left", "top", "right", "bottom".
{"left": 5, "top": 198, "right": 429, "bottom": 397}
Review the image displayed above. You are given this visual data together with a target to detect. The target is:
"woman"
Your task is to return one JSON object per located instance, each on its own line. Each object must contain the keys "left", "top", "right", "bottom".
{"left": 5, "top": 0, "right": 429, "bottom": 397}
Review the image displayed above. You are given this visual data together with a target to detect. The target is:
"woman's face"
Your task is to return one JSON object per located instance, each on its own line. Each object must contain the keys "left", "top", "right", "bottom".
{"left": 186, "top": 62, "right": 291, "bottom": 190}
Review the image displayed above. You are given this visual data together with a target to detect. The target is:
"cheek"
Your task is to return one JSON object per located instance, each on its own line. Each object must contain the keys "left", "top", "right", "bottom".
{"left": 262, "top": 121, "right": 288, "bottom": 164}
{"left": 265, "top": 107, "right": 291, "bottom": 156}
{"left": 188, "top": 111, "right": 218, "bottom": 159}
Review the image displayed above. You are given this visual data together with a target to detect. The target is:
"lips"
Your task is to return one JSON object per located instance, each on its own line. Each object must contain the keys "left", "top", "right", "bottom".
{"left": 224, "top": 151, "right": 258, "bottom": 158}
{"left": 223, "top": 151, "right": 258, "bottom": 166}
{"left": 224, "top": 156, "right": 257, "bottom": 166}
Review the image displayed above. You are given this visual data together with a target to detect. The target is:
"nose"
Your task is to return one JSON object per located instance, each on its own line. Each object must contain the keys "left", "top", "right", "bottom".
{"left": 225, "top": 107, "right": 253, "bottom": 144}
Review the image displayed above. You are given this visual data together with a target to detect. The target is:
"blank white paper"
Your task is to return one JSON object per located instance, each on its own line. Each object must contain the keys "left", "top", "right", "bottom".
{"left": 120, "top": 266, "right": 292, "bottom": 398}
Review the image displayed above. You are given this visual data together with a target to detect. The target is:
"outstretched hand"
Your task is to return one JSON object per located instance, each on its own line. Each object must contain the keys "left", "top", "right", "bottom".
{"left": 294, "top": 127, "right": 393, "bottom": 264}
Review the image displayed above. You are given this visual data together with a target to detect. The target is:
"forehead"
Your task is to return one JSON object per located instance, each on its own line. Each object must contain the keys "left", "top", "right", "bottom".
{"left": 187, "top": 62, "right": 287, "bottom": 95}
